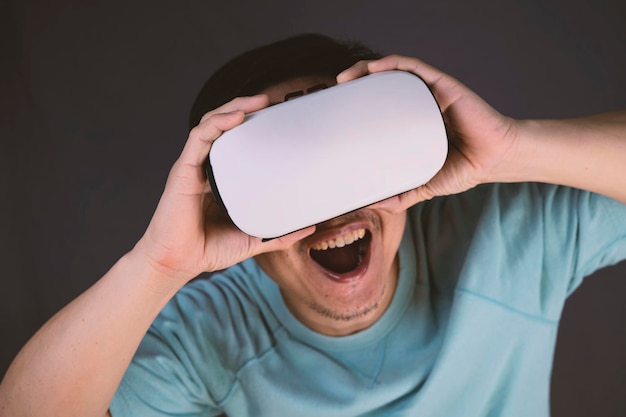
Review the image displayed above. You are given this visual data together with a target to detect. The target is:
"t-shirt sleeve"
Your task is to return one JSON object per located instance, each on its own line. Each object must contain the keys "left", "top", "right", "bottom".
{"left": 513, "top": 183, "right": 626, "bottom": 295}
{"left": 110, "top": 281, "right": 235, "bottom": 417}
{"left": 564, "top": 187, "right": 626, "bottom": 292}
{"left": 423, "top": 183, "right": 626, "bottom": 321}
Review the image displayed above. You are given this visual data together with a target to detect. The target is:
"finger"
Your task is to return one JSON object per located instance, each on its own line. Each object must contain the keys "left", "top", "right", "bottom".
{"left": 181, "top": 95, "right": 271, "bottom": 167}
{"left": 178, "top": 110, "right": 246, "bottom": 168}
{"left": 336, "top": 59, "right": 376, "bottom": 83}
{"left": 254, "top": 226, "right": 316, "bottom": 254}
{"left": 365, "top": 195, "right": 401, "bottom": 212}
{"left": 366, "top": 54, "right": 444, "bottom": 84}
{"left": 366, "top": 55, "right": 465, "bottom": 111}
{"left": 367, "top": 185, "right": 436, "bottom": 213}
{"left": 199, "top": 94, "right": 269, "bottom": 125}
{"left": 394, "top": 185, "right": 437, "bottom": 209}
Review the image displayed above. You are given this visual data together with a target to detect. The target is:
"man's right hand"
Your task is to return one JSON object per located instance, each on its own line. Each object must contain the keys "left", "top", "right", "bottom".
{"left": 0, "top": 94, "right": 315, "bottom": 417}
{"left": 133, "top": 95, "right": 315, "bottom": 285}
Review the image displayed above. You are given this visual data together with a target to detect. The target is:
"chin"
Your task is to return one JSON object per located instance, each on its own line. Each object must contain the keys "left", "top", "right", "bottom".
{"left": 305, "top": 280, "right": 388, "bottom": 322}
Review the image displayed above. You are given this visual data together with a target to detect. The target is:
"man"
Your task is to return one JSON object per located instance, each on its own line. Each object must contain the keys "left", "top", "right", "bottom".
{"left": 1, "top": 34, "right": 625, "bottom": 416}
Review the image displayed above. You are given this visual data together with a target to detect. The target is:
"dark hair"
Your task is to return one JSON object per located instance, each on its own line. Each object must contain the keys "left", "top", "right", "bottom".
{"left": 188, "top": 34, "right": 382, "bottom": 129}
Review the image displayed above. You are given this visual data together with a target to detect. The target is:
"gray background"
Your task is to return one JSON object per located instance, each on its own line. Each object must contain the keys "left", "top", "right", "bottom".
{"left": 1, "top": 0, "right": 625, "bottom": 415}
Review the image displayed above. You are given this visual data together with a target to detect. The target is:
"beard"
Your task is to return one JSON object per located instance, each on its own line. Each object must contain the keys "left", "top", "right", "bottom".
{"left": 304, "top": 283, "right": 387, "bottom": 322}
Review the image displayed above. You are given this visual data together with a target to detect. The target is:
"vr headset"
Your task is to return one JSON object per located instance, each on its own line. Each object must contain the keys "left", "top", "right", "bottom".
{"left": 207, "top": 70, "right": 448, "bottom": 239}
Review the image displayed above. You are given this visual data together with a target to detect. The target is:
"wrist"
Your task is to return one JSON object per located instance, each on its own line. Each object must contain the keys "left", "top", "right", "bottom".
{"left": 485, "top": 118, "right": 544, "bottom": 184}
{"left": 124, "top": 241, "right": 194, "bottom": 298}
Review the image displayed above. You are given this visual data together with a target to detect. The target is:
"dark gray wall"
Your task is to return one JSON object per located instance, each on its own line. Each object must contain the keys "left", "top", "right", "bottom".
{"left": 2, "top": 0, "right": 625, "bottom": 415}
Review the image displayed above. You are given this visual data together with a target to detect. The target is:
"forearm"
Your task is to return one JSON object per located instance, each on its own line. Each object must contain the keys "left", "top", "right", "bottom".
{"left": 494, "top": 111, "right": 626, "bottom": 204}
{"left": 0, "top": 95, "right": 294, "bottom": 417}
{"left": 0, "top": 247, "right": 184, "bottom": 417}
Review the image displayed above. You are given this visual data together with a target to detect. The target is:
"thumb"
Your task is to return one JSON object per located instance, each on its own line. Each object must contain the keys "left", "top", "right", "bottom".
{"left": 253, "top": 226, "right": 316, "bottom": 254}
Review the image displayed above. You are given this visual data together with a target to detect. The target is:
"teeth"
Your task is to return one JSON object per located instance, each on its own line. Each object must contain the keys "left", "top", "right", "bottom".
{"left": 311, "top": 228, "right": 366, "bottom": 251}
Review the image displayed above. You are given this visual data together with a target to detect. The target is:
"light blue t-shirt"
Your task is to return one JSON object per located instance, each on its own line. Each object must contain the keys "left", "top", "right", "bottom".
{"left": 111, "top": 183, "right": 626, "bottom": 416}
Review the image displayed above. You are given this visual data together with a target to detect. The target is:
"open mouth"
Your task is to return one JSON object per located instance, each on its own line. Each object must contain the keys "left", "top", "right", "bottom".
{"left": 309, "top": 228, "right": 371, "bottom": 277}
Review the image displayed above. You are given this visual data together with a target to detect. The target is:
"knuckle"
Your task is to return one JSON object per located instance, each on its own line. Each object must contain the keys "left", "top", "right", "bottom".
{"left": 232, "top": 96, "right": 251, "bottom": 104}
{"left": 199, "top": 104, "right": 225, "bottom": 124}
{"left": 350, "top": 59, "right": 373, "bottom": 70}
{"left": 198, "top": 96, "right": 248, "bottom": 125}
{"left": 188, "top": 124, "right": 216, "bottom": 145}
{"left": 196, "top": 112, "right": 224, "bottom": 129}
{"left": 188, "top": 124, "right": 203, "bottom": 139}
{"left": 199, "top": 109, "right": 219, "bottom": 124}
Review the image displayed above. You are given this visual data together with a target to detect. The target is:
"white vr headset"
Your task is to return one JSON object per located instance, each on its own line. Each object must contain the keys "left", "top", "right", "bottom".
{"left": 207, "top": 70, "right": 448, "bottom": 239}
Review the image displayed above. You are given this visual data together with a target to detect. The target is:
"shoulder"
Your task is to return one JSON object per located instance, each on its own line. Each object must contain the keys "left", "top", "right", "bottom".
{"left": 407, "top": 182, "right": 617, "bottom": 230}
{"left": 415, "top": 183, "right": 626, "bottom": 318}
{"left": 113, "top": 260, "right": 280, "bottom": 414}
{"left": 153, "top": 259, "right": 281, "bottom": 369}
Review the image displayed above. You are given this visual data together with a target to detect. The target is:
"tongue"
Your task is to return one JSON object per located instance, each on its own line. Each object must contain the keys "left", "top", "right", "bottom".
{"left": 310, "top": 242, "right": 360, "bottom": 274}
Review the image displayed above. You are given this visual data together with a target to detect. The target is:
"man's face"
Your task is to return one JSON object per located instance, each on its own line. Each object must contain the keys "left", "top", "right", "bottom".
{"left": 254, "top": 76, "right": 407, "bottom": 336}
